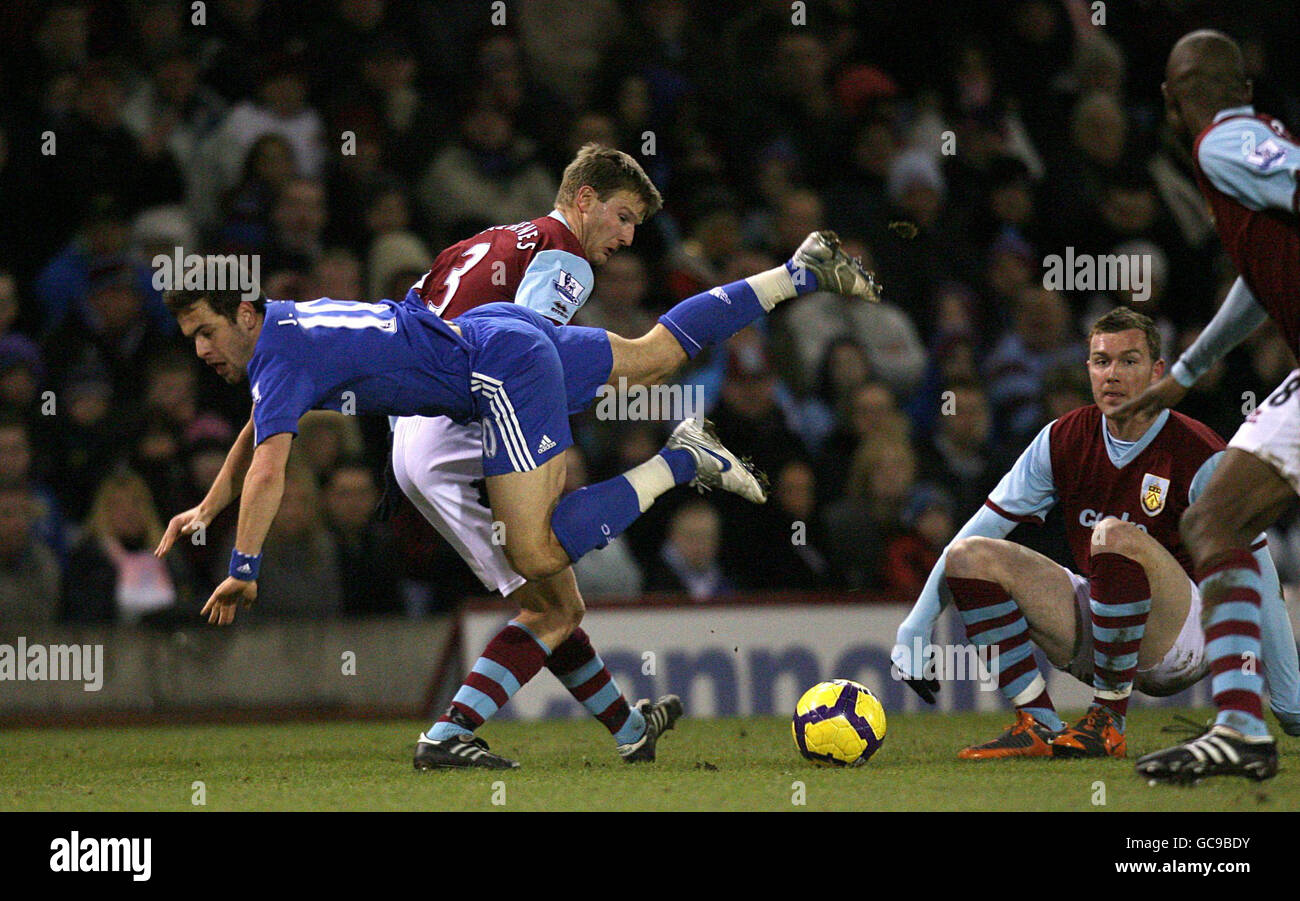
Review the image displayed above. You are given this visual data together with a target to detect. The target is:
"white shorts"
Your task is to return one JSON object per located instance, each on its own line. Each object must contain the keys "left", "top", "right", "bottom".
{"left": 1230, "top": 368, "right": 1300, "bottom": 494}
{"left": 391, "top": 415, "right": 526, "bottom": 596}
{"left": 1060, "top": 568, "right": 1208, "bottom": 697}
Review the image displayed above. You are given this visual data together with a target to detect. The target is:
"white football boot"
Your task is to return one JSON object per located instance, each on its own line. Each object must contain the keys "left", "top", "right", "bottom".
{"left": 666, "top": 417, "right": 768, "bottom": 504}
{"left": 791, "top": 230, "right": 882, "bottom": 301}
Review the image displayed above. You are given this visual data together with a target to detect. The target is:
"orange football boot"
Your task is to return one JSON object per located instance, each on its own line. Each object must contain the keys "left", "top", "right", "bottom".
{"left": 958, "top": 710, "right": 1058, "bottom": 759}
{"left": 1050, "top": 705, "right": 1127, "bottom": 758}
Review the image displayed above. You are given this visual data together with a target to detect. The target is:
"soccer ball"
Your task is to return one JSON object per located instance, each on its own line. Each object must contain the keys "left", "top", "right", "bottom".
{"left": 791, "top": 679, "right": 887, "bottom": 766}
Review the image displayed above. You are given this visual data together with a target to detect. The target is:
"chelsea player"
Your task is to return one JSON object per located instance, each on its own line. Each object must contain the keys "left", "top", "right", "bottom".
{"left": 155, "top": 244, "right": 852, "bottom": 766}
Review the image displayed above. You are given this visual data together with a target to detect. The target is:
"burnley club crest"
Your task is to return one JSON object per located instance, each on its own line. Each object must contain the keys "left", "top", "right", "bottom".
{"left": 1140, "top": 473, "right": 1170, "bottom": 515}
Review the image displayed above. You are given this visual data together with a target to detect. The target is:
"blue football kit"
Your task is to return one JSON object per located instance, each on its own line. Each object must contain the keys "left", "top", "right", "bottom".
{"left": 247, "top": 298, "right": 612, "bottom": 478}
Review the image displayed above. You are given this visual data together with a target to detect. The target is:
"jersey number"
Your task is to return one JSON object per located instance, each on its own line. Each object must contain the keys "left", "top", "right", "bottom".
{"left": 1269, "top": 374, "right": 1300, "bottom": 407}
{"left": 295, "top": 299, "right": 396, "bottom": 331}
{"left": 431, "top": 242, "right": 491, "bottom": 316}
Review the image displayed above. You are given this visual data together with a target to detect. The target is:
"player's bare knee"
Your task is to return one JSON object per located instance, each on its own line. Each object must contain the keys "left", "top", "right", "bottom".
{"left": 503, "top": 544, "right": 568, "bottom": 583}
{"left": 946, "top": 536, "right": 1003, "bottom": 580}
{"left": 1089, "top": 517, "right": 1148, "bottom": 563}
{"left": 642, "top": 327, "right": 686, "bottom": 383}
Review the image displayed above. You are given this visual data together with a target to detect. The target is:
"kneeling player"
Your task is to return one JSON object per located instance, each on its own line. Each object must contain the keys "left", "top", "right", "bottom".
{"left": 892, "top": 309, "right": 1300, "bottom": 758}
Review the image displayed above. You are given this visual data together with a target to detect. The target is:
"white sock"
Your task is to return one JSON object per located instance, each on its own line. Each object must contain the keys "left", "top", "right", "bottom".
{"left": 623, "top": 454, "right": 678, "bottom": 512}
{"left": 746, "top": 264, "right": 797, "bottom": 312}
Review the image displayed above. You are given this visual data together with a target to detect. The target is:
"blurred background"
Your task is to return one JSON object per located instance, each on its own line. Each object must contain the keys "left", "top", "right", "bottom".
{"left": 1, "top": 0, "right": 1298, "bottom": 719}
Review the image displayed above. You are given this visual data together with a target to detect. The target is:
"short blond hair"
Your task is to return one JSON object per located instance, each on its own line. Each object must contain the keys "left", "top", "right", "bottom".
{"left": 1088, "top": 307, "right": 1161, "bottom": 361}
{"left": 556, "top": 143, "right": 663, "bottom": 218}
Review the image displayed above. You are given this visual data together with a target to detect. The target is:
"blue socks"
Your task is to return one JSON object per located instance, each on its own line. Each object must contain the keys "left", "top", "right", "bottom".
{"left": 550, "top": 449, "right": 698, "bottom": 563}
{"left": 657, "top": 264, "right": 816, "bottom": 360}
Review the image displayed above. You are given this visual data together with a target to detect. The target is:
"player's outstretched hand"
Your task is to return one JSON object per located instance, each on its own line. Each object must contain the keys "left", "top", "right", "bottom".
{"left": 201, "top": 577, "right": 257, "bottom": 626}
{"left": 156, "top": 506, "right": 210, "bottom": 558}
{"left": 1111, "top": 374, "right": 1188, "bottom": 425}
{"left": 893, "top": 666, "right": 941, "bottom": 705}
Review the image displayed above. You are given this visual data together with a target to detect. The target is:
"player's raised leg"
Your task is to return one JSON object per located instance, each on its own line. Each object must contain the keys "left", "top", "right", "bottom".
{"left": 1136, "top": 447, "right": 1293, "bottom": 782}
{"left": 622, "top": 231, "right": 879, "bottom": 383}
{"left": 943, "top": 536, "right": 1074, "bottom": 759}
{"left": 1051, "top": 517, "right": 1192, "bottom": 759}
{"left": 487, "top": 417, "right": 763, "bottom": 588}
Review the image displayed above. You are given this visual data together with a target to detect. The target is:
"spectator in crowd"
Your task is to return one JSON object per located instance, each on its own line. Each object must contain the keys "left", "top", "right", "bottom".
{"left": 264, "top": 176, "right": 329, "bottom": 274}
{"left": 362, "top": 185, "right": 416, "bottom": 250}
{"left": 131, "top": 413, "right": 190, "bottom": 523}
{"left": 367, "top": 230, "right": 431, "bottom": 302}
{"left": 872, "top": 147, "right": 964, "bottom": 323}
{"left": 142, "top": 348, "right": 202, "bottom": 432}
{"left": 816, "top": 379, "right": 910, "bottom": 503}
{"left": 42, "top": 260, "right": 173, "bottom": 412}
{"left": 322, "top": 459, "right": 403, "bottom": 616}
{"left": 325, "top": 32, "right": 436, "bottom": 184}
{"left": 33, "top": 194, "right": 158, "bottom": 336}
{"left": 416, "top": 104, "right": 557, "bottom": 237}
{"left": 0, "top": 271, "right": 27, "bottom": 341}
{"left": 216, "top": 133, "right": 299, "bottom": 252}
{"left": 167, "top": 415, "right": 237, "bottom": 582}
{"left": 1078, "top": 238, "right": 1175, "bottom": 358}
{"left": 0, "top": 415, "right": 65, "bottom": 559}
{"left": 707, "top": 330, "right": 809, "bottom": 479}
{"left": 729, "top": 457, "right": 835, "bottom": 592}
{"left": 823, "top": 434, "right": 919, "bottom": 590}
{"left": 881, "top": 482, "right": 956, "bottom": 598}
{"left": 210, "top": 52, "right": 326, "bottom": 194}
{"left": 49, "top": 366, "right": 131, "bottom": 522}
{"left": 825, "top": 116, "right": 898, "bottom": 246}
{"left": 471, "top": 31, "right": 573, "bottom": 171}
{"left": 121, "top": 48, "right": 229, "bottom": 230}
{"left": 0, "top": 333, "right": 46, "bottom": 423}
{"left": 573, "top": 252, "right": 659, "bottom": 338}
{"left": 62, "top": 468, "right": 188, "bottom": 623}
{"left": 918, "top": 380, "right": 1010, "bottom": 520}
{"left": 40, "top": 61, "right": 185, "bottom": 245}
{"left": 645, "top": 499, "right": 735, "bottom": 601}
{"left": 776, "top": 237, "right": 926, "bottom": 400}
{"left": 222, "top": 463, "right": 341, "bottom": 620}
{"left": 981, "top": 227, "right": 1038, "bottom": 324}
{"left": 0, "top": 484, "right": 61, "bottom": 624}
{"left": 794, "top": 335, "right": 871, "bottom": 455}
{"left": 1041, "top": 363, "right": 1094, "bottom": 422}
{"left": 983, "top": 285, "right": 1082, "bottom": 442}
{"left": 295, "top": 411, "right": 366, "bottom": 483}
{"left": 961, "top": 155, "right": 1046, "bottom": 268}
{"left": 304, "top": 248, "right": 364, "bottom": 301}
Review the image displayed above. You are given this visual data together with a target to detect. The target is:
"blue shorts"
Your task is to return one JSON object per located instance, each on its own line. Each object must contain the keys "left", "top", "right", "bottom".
{"left": 453, "top": 303, "right": 613, "bottom": 476}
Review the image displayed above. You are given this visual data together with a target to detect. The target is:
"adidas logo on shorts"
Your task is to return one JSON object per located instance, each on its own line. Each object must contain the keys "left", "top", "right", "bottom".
{"left": 537, "top": 434, "right": 556, "bottom": 454}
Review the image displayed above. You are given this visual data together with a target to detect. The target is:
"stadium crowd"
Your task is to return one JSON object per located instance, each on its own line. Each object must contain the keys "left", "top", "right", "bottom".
{"left": 1, "top": 0, "right": 1298, "bottom": 624}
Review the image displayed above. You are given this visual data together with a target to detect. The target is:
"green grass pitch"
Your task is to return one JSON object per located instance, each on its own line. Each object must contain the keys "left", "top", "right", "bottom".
{"left": 3, "top": 709, "right": 1297, "bottom": 811}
